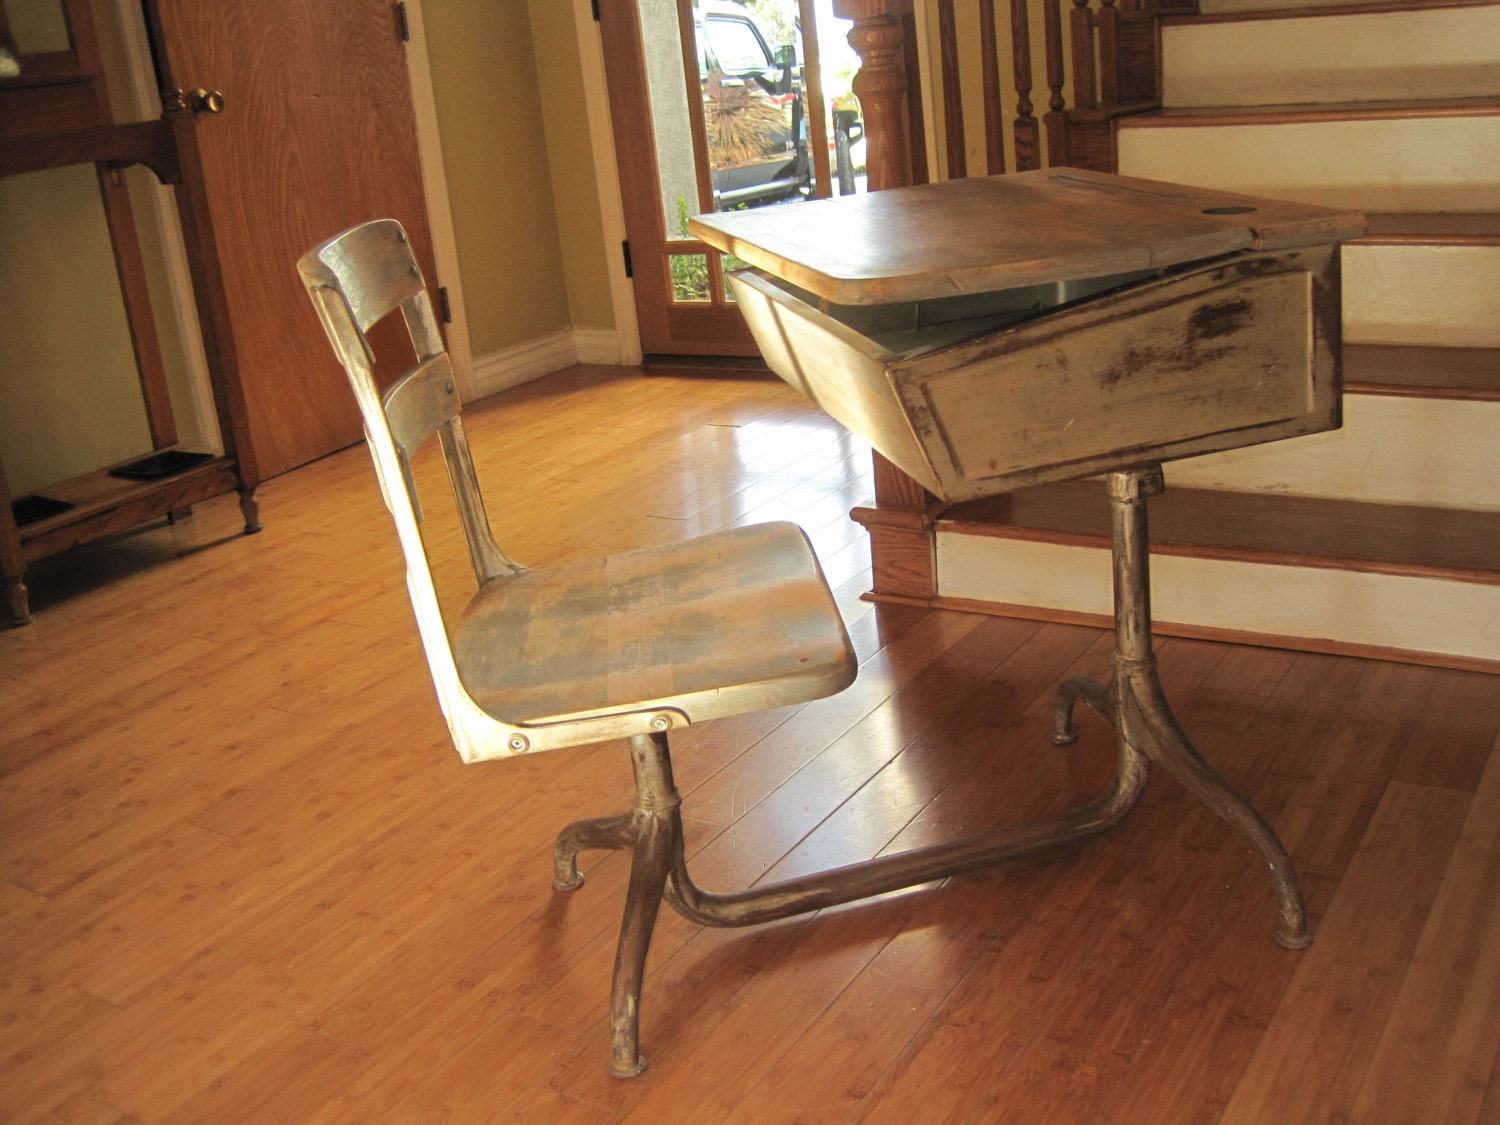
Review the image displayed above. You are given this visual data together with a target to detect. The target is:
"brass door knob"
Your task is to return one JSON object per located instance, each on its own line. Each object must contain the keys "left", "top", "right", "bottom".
{"left": 187, "top": 88, "right": 225, "bottom": 114}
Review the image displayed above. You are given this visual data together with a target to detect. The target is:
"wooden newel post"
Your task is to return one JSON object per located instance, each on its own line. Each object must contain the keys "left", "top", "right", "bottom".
{"left": 834, "top": 0, "right": 939, "bottom": 601}
{"left": 834, "top": 0, "right": 914, "bottom": 192}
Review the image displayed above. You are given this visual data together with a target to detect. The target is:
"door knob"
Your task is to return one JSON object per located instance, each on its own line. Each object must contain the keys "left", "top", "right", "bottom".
{"left": 187, "top": 88, "right": 225, "bottom": 114}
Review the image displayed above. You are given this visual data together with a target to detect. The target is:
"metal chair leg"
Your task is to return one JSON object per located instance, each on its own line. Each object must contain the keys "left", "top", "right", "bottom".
{"left": 606, "top": 733, "right": 683, "bottom": 1078}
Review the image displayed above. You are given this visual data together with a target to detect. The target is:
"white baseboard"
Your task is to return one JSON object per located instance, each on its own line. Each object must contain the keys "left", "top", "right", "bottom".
{"left": 574, "top": 326, "right": 624, "bottom": 365}
{"left": 469, "top": 326, "right": 623, "bottom": 399}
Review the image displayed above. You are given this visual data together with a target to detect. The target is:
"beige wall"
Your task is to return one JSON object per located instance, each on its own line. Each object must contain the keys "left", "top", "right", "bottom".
{"left": 422, "top": 0, "right": 572, "bottom": 355}
{"left": 526, "top": 0, "right": 616, "bottom": 332}
{"left": 0, "top": 166, "right": 154, "bottom": 497}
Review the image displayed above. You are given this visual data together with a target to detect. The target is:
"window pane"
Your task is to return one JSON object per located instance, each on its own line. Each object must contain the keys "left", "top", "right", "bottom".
{"left": 669, "top": 254, "right": 711, "bottom": 303}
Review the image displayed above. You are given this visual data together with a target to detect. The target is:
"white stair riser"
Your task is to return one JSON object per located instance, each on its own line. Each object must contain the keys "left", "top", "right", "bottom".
{"left": 1164, "top": 396, "right": 1500, "bottom": 511}
{"left": 1162, "top": 7, "right": 1500, "bottom": 107}
{"left": 1117, "top": 114, "right": 1500, "bottom": 212}
{"left": 935, "top": 534, "right": 1500, "bottom": 663}
{"left": 1344, "top": 242, "right": 1500, "bottom": 348}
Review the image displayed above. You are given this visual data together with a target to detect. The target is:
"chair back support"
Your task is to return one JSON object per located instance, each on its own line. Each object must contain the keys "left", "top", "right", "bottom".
{"left": 300, "top": 219, "right": 857, "bottom": 765}
{"left": 298, "top": 220, "right": 535, "bottom": 760}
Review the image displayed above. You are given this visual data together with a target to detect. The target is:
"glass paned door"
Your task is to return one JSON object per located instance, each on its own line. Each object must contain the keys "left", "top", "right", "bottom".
{"left": 600, "top": 0, "right": 864, "bottom": 356}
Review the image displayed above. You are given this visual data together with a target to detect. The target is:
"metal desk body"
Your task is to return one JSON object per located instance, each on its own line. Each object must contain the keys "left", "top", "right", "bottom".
{"left": 690, "top": 167, "right": 1365, "bottom": 951}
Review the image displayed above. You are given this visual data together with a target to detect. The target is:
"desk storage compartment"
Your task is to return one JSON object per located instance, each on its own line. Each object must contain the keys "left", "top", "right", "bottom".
{"left": 730, "top": 244, "right": 1341, "bottom": 502}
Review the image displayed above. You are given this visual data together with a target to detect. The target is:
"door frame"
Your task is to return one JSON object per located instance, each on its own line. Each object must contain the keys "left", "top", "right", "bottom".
{"left": 573, "top": 0, "right": 644, "bottom": 366}
{"left": 597, "top": 0, "right": 760, "bottom": 357}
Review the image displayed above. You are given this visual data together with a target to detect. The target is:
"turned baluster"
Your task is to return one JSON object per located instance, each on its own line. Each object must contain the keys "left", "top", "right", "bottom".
{"left": 1097, "top": 0, "right": 1120, "bottom": 105}
{"left": 978, "top": 0, "right": 1005, "bottom": 174}
{"left": 835, "top": 0, "right": 915, "bottom": 191}
{"left": 1043, "top": 0, "right": 1068, "bottom": 164}
{"left": 1070, "top": 0, "right": 1097, "bottom": 112}
{"left": 936, "top": 0, "right": 967, "bottom": 178}
{"left": 1010, "top": 0, "right": 1041, "bottom": 170}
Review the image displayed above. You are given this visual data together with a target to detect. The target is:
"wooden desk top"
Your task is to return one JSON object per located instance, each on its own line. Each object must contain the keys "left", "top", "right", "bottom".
{"left": 691, "top": 167, "right": 1365, "bottom": 306}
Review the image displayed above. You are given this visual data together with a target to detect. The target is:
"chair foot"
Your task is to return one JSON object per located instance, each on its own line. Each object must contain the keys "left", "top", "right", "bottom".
{"left": 1050, "top": 675, "right": 1110, "bottom": 746}
{"left": 552, "top": 812, "right": 634, "bottom": 891}
{"left": 608, "top": 1055, "right": 648, "bottom": 1079}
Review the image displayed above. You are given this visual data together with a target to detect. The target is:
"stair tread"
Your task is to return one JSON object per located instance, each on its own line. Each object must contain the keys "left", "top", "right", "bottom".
{"left": 1121, "top": 95, "right": 1500, "bottom": 126}
{"left": 1344, "top": 344, "right": 1500, "bottom": 399}
{"left": 1361, "top": 212, "right": 1500, "bottom": 238}
{"left": 940, "top": 483, "right": 1500, "bottom": 579}
{"left": 1171, "top": 0, "right": 1500, "bottom": 28}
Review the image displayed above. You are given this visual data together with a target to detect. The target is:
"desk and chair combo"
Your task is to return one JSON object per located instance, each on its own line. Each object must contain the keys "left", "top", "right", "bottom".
{"left": 298, "top": 168, "right": 1362, "bottom": 1077}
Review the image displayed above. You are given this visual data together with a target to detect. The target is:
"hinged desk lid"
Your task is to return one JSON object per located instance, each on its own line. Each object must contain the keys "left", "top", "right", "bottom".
{"left": 691, "top": 168, "right": 1365, "bottom": 307}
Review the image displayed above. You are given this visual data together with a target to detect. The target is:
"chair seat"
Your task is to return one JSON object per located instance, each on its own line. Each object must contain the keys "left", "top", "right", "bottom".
{"left": 452, "top": 522, "right": 857, "bottom": 727}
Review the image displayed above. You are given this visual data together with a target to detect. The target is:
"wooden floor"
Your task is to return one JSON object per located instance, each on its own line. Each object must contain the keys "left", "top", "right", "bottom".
{"left": 4, "top": 365, "right": 1499, "bottom": 1123}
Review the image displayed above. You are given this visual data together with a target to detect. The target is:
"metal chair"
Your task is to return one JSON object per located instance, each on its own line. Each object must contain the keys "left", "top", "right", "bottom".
{"left": 297, "top": 219, "right": 859, "bottom": 1076}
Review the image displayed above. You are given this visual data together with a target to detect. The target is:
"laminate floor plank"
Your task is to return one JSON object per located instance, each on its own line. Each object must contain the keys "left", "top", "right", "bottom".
{"left": 2, "top": 365, "right": 1496, "bottom": 1122}
{"left": 1218, "top": 782, "right": 1472, "bottom": 1125}
{"left": 1349, "top": 733, "right": 1500, "bottom": 1125}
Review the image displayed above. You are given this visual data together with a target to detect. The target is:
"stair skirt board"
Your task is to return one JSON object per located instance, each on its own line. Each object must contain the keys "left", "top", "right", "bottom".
{"left": 1343, "top": 241, "right": 1500, "bottom": 348}
{"left": 1116, "top": 112, "right": 1500, "bottom": 212}
{"left": 933, "top": 532, "right": 1500, "bottom": 667}
{"left": 1159, "top": 395, "right": 1500, "bottom": 510}
{"left": 1161, "top": 6, "right": 1500, "bottom": 108}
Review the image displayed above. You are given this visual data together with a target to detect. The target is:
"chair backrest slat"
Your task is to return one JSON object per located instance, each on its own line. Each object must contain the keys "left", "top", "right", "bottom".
{"left": 306, "top": 220, "right": 427, "bottom": 334}
{"left": 385, "top": 353, "right": 461, "bottom": 462}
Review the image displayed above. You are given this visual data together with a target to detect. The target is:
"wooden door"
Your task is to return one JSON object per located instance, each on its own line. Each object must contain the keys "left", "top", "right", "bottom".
{"left": 144, "top": 0, "right": 438, "bottom": 479}
{"left": 599, "top": 0, "right": 843, "bottom": 357}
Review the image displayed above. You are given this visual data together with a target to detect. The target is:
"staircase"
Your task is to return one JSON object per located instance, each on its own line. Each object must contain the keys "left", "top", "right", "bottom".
{"left": 931, "top": 0, "right": 1500, "bottom": 669}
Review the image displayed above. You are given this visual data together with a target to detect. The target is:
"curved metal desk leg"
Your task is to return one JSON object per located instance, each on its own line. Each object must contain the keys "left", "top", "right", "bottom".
{"left": 1095, "top": 466, "right": 1312, "bottom": 949}
{"left": 1118, "top": 667, "right": 1312, "bottom": 948}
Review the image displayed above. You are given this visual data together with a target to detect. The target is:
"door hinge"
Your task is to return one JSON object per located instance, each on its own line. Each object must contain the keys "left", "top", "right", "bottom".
{"left": 396, "top": 2, "right": 411, "bottom": 42}
{"left": 621, "top": 240, "right": 633, "bottom": 279}
{"left": 592, "top": 0, "right": 601, "bottom": 21}
{"left": 437, "top": 286, "right": 452, "bottom": 323}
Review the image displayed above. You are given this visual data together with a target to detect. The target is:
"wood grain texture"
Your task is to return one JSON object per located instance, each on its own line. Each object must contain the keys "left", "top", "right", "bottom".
{"left": 146, "top": 0, "right": 439, "bottom": 478}
{"left": 3, "top": 364, "right": 1498, "bottom": 1122}
{"left": 1344, "top": 343, "right": 1500, "bottom": 401}
{"left": 941, "top": 476, "right": 1500, "bottom": 581}
{"left": 692, "top": 167, "right": 1363, "bottom": 306}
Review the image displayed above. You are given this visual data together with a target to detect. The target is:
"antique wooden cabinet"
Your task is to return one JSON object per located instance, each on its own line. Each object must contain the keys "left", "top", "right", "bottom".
{"left": 0, "top": 0, "right": 259, "bottom": 625}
